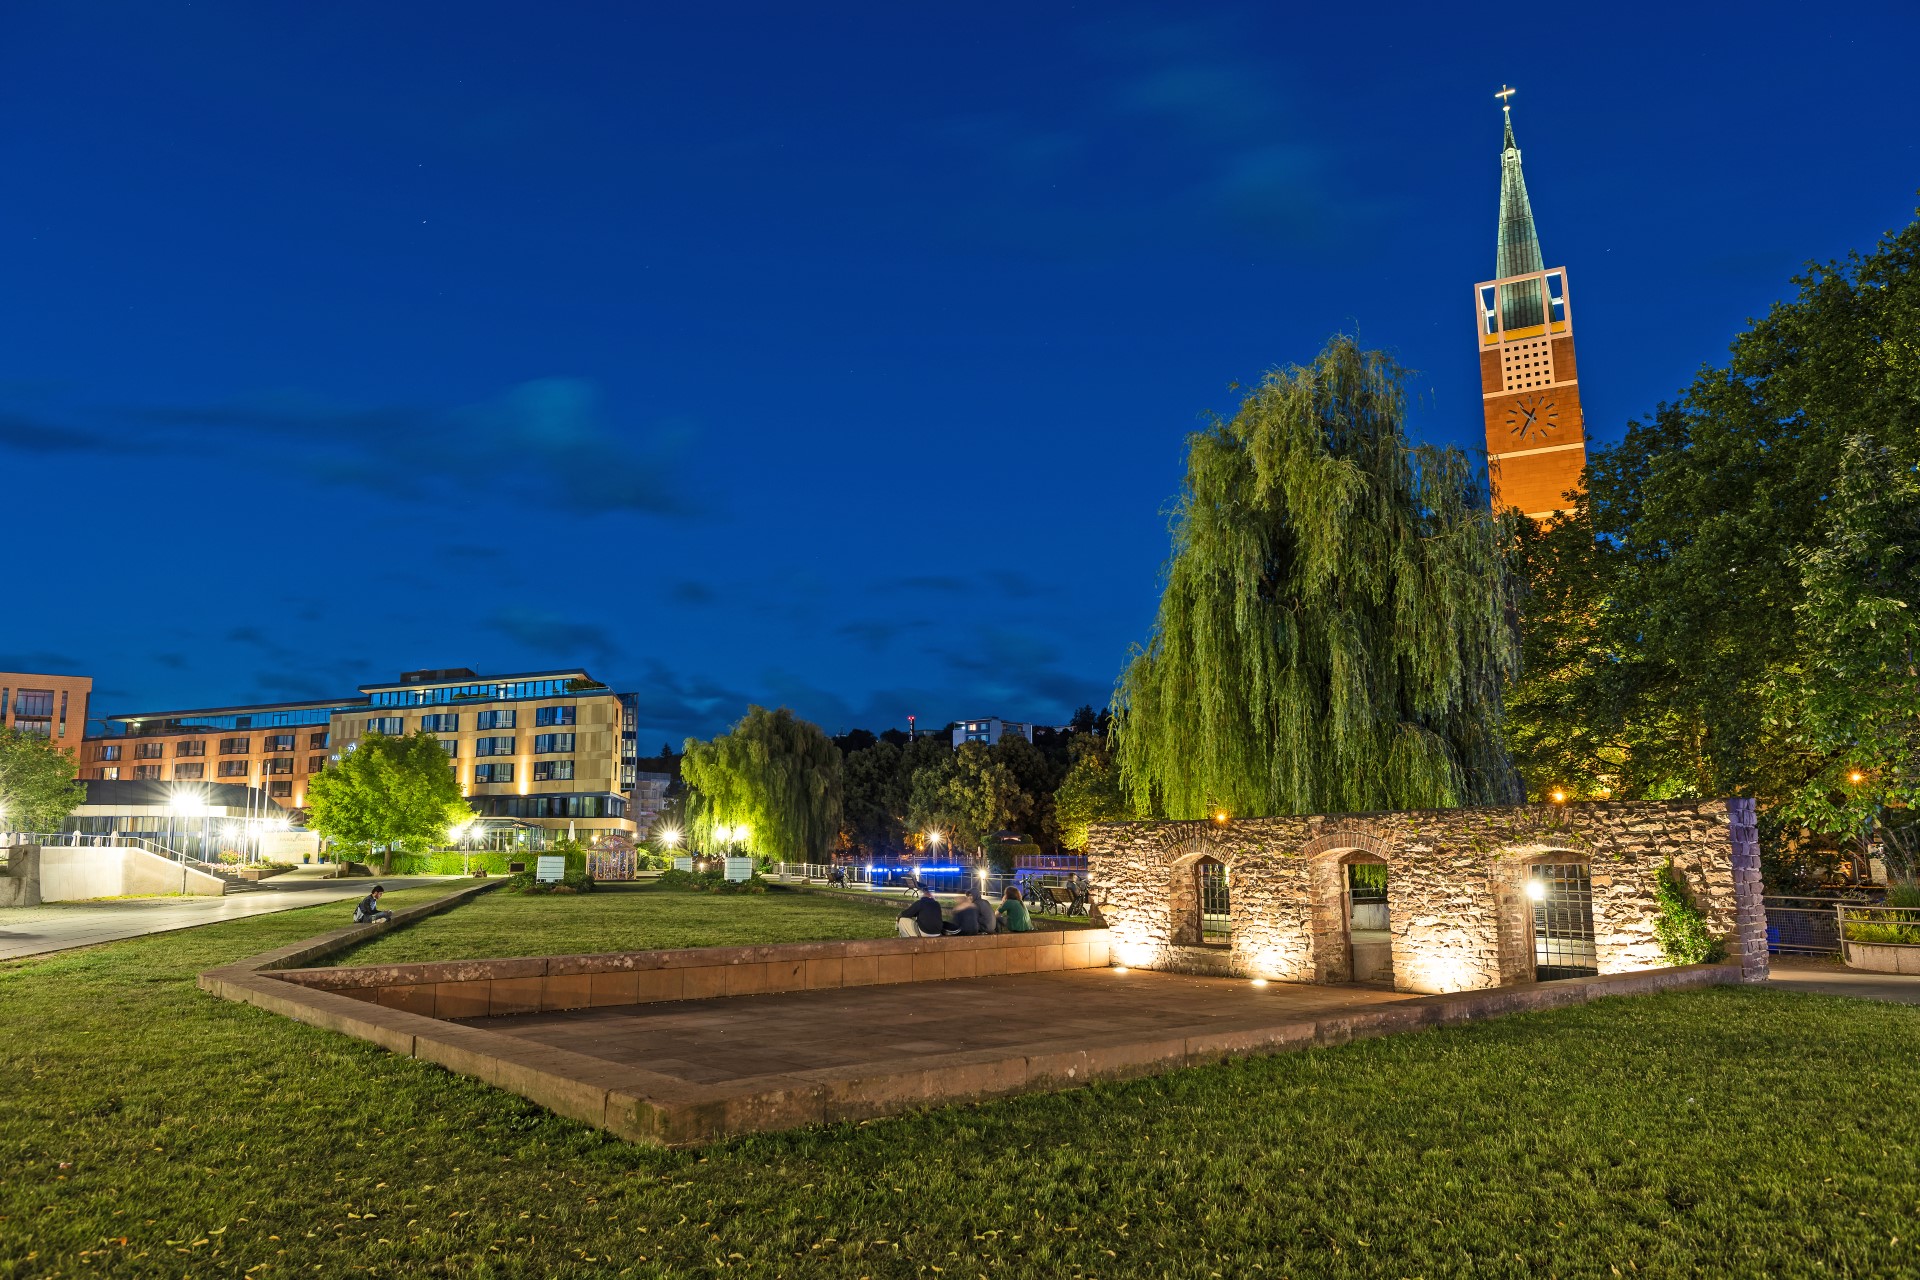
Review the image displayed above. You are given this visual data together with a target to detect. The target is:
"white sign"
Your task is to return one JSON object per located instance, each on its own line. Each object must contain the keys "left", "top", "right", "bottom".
{"left": 724, "top": 856, "right": 754, "bottom": 883}
{"left": 535, "top": 855, "right": 566, "bottom": 883}
{"left": 672, "top": 856, "right": 694, "bottom": 873}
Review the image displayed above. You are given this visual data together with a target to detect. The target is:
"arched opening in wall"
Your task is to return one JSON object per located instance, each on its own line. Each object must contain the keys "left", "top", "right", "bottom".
{"left": 1528, "top": 861, "right": 1597, "bottom": 980}
{"left": 1345, "top": 857, "right": 1392, "bottom": 984}
{"left": 1194, "top": 856, "right": 1230, "bottom": 947}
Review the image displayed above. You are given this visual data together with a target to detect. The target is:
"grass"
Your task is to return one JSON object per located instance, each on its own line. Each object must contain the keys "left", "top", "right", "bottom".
{"left": 335, "top": 882, "right": 904, "bottom": 964}
{"left": 4, "top": 890, "right": 1920, "bottom": 1278}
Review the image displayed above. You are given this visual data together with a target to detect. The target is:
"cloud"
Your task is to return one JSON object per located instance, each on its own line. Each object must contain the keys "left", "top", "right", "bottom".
{"left": 622, "top": 660, "right": 754, "bottom": 739}
{"left": 670, "top": 581, "right": 717, "bottom": 605}
{"left": 485, "top": 608, "right": 622, "bottom": 666}
{"left": 879, "top": 575, "right": 972, "bottom": 594}
{"left": 834, "top": 618, "right": 931, "bottom": 654}
{"left": 1, "top": 379, "right": 698, "bottom": 519}
{"left": 0, "top": 650, "right": 87, "bottom": 674}
{"left": 249, "top": 670, "right": 341, "bottom": 701}
{"left": 154, "top": 653, "right": 190, "bottom": 670}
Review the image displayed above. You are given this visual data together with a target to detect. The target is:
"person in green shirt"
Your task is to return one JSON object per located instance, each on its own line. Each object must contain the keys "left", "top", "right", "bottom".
{"left": 997, "top": 885, "right": 1034, "bottom": 933}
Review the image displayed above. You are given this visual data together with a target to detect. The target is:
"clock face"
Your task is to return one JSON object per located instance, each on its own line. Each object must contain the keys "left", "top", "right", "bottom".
{"left": 1505, "top": 393, "right": 1559, "bottom": 442}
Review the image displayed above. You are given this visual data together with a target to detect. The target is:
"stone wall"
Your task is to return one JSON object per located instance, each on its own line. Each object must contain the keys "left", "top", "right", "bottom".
{"left": 1087, "top": 800, "right": 1762, "bottom": 993}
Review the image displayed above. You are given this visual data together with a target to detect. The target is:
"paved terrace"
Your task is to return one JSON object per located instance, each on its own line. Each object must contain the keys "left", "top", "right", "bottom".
{"left": 461, "top": 968, "right": 1414, "bottom": 1085}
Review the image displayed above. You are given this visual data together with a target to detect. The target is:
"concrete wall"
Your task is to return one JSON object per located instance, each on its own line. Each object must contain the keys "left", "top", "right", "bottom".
{"left": 1087, "top": 800, "right": 1761, "bottom": 993}
{"left": 1, "top": 844, "right": 41, "bottom": 906}
{"left": 38, "top": 845, "right": 226, "bottom": 900}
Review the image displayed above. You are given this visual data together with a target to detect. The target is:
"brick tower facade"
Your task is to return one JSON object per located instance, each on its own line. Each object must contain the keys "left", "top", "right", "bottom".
{"left": 1477, "top": 90, "right": 1586, "bottom": 518}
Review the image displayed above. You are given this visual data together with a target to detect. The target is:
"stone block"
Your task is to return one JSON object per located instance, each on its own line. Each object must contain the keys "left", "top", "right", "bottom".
{"left": 680, "top": 965, "right": 729, "bottom": 1000}
{"left": 541, "top": 973, "right": 594, "bottom": 1012}
{"left": 841, "top": 956, "right": 882, "bottom": 988}
{"left": 588, "top": 971, "right": 641, "bottom": 1008}
{"left": 376, "top": 984, "right": 438, "bottom": 1017}
{"left": 1184, "top": 1019, "right": 1318, "bottom": 1063}
{"left": 631, "top": 967, "right": 686, "bottom": 1004}
{"left": 434, "top": 981, "right": 491, "bottom": 1019}
{"left": 802, "top": 957, "right": 844, "bottom": 990}
{"left": 765, "top": 960, "right": 809, "bottom": 994}
{"left": 722, "top": 963, "right": 771, "bottom": 997}
{"left": 941, "top": 949, "right": 979, "bottom": 980}
{"left": 910, "top": 953, "right": 946, "bottom": 983}
{"left": 488, "top": 976, "right": 544, "bottom": 1017}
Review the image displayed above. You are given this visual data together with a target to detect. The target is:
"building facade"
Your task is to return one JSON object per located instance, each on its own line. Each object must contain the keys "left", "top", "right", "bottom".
{"left": 1477, "top": 91, "right": 1589, "bottom": 519}
{"left": 0, "top": 670, "right": 91, "bottom": 761}
{"left": 952, "top": 717, "right": 1034, "bottom": 748}
{"left": 86, "top": 697, "right": 348, "bottom": 805}
{"left": 82, "top": 666, "right": 640, "bottom": 838}
{"left": 329, "top": 668, "right": 633, "bottom": 835}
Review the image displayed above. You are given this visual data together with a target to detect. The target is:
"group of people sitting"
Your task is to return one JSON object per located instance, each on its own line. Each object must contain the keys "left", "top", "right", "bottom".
{"left": 896, "top": 883, "right": 1033, "bottom": 937}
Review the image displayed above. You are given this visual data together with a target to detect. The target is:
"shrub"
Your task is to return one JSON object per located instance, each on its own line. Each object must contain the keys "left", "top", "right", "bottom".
{"left": 653, "top": 868, "right": 770, "bottom": 894}
{"left": 508, "top": 867, "right": 595, "bottom": 895}
{"left": 1653, "top": 864, "right": 1727, "bottom": 964}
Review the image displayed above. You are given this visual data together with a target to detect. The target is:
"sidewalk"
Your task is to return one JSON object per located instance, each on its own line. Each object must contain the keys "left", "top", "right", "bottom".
{"left": 1766, "top": 954, "right": 1920, "bottom": 1005}
{"left": 0, "top": 875, "right": 452, "bottom": 962}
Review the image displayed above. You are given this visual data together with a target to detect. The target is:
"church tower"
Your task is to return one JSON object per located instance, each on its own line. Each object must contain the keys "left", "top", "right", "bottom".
{"left": 1477, "top": 87, "right": 1587, "bottom": 518}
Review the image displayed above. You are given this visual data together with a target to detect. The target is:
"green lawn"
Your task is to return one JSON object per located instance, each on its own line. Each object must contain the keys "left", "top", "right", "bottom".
{"left": 4, "top": 889, "right": 1919, "bottom": 1279}
{"left": 336, "top": 882, "right": 904, "bottom": 964}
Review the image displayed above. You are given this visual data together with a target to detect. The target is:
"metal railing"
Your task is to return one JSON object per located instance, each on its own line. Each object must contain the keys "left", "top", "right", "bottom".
{"left": 1763, "top": 895, "right": 1867, "bottom": 954}
{"left": 2, "top": 831, "right": 224, "bottom": 875}
{"left": 770, "top": 862, "right": 1089, "bottom": 911}
{"left": 1835, "top": 902, "right": 1920, "bottom": 947}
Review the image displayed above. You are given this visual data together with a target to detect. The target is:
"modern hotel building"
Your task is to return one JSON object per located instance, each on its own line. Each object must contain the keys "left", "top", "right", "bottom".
{"left": 81, "top": 666, "right": 642, "bottom": 838}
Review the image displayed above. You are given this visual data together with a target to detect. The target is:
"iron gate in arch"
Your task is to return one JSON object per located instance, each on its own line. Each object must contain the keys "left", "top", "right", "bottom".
{"left": 1530, "top": 862, "right": 1597, "bottom": 980}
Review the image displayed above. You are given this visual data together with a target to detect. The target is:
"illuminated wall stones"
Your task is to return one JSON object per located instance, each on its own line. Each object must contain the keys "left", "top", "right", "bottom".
{"left": 1086, "top": 800, "right": 1761, "bottom": 994}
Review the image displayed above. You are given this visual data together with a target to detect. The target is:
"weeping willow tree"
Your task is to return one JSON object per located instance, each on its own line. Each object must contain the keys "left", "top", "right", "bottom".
{"left": 1114, "top": 336, "right": 1522, "bottom": 819}
{"left": 681, "top": 705, "right": 843, "bottom": 860}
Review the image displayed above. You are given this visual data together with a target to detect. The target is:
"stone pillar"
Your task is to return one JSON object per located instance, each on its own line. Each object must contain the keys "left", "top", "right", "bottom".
{"left": 1728, "top": 798, "right": 1768, "bottom": 982}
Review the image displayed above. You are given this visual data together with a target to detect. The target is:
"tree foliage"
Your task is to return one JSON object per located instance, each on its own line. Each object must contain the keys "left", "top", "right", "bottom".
{"left": 0, "top": 727, "right": 88, "bottom": 832}
{"left": 1506, "top": 214, "right": 1920, "bottom": 862}
{"left": 1114, "top": 335, "right": 1522, "bottom": 819}
{"left": 305, "top": 731, "right": 469, "bottom": 873}
{"left": 1055, "top": 736, "right": 1132, "bottom": 851}
{"left": 906, "top": 741, "right": 1032, "bottom": 862}
{"left": 681, "top": 706, "right": 842, "bottom": 861}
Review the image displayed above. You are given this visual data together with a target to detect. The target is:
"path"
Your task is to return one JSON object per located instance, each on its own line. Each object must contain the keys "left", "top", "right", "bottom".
{"left": 0, "top": 874, "right": 453, "bottom": 962}
{"left": 1767, "top": 954, "right": 1920, "bottom": 1006}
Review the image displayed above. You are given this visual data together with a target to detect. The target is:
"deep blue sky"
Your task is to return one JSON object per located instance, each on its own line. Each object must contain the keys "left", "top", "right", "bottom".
{"left": 5, "top": 2, "right": 1916, "bottom": 743}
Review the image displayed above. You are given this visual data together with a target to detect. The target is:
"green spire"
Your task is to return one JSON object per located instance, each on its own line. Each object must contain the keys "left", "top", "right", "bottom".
{"left": 1494, "top": 88, "right": 1545, "bottom": 330}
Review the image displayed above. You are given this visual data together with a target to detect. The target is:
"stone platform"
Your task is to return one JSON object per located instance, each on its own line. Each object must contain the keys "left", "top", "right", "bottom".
{"left": 460, "top": 968, "right": 1414, "bottom": 1085}
{"left": 199, "top": 885, "right": 1748, "bottom": 1147}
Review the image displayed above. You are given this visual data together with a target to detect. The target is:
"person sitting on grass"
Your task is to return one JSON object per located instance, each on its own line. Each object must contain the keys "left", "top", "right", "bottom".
{"left": 897, "top": 885, "right": 945, "bottom": 937}
{"left": 947, "top": 893, "right": 982, "bottom": 936}
{"left": 352, "top": 885, "right": 393, "bottom": 925}
{"left": 997, "top": 884, "right": 1033, "bottom": 933}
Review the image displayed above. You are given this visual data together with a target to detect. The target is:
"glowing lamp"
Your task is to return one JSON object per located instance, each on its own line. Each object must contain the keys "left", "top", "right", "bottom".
{"left": 1525, "top": 880, "right": 1548, "bottom": 902}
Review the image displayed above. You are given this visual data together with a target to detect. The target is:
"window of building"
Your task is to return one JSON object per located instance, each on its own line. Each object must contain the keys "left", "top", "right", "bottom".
{"left": 307, "top": 755, "right": 327, "bottom": 774}
{"left": 264, "top": 734, "right": 296, "bottom": 752}
{"left": 1195, "top": 858, "right": 1230, "bottom": 946}
{"left": 535, "top": 705, "right": 576, "bottom": 727}
{"left": 98, "top": 766, "right": 120, "bottom": 780}
{"left": 269, "top": 780, "right": 293, "bottom": 798}
{"left": 473, "top": 763, "right": 514, "bottom": 784}
{"left": 95, "top": 744, "right": 122, "bottom": 762}
{"left": 132, "top": 764, "right": 162, "bottom": 780}
{"left": 367, "top": 717, "right": 404, "bottom": 736}
{"left": 173, "top": 763, "right": 205, "bottom": 780}
{"left": 219, "top": 737, "right": 250, "bottom": 755}
{"left": 437, "top": 738, "right": 458, "bottom": 757}
{"left": 263, "top": 757, "right": 293, "bottom": 776}
{"left": 218, "top": 760, "right": 249, "bottom": 778}
{"left": 420, "top": 713, "right": 459, "bottom": 733}
{"left": 475, "top": 710, "right": 516, "bottom": 731}
{"left": 309, "top": 731, "right": 329, "bottom": 749}
{"left": 474, "top": 736, "right": 515, "bottom": 757}
{"left": 533, "top": 733, "right": 575, "bottom": 754}
{"left": 532, "top": 760, "right": 575, "bottom": 782}
{"left": 15, "top": 690, "right": 53, "bottom": 718}
{"left": 176, "top": 740, "right": 206, "bottom": 757}
{"left": 135, "top": 741, "right": 165, "bottom": 760}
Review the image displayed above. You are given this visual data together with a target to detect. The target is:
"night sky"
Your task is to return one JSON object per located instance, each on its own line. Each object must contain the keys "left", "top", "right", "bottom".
{"left": 5, "top": 3, "right": 1916, "bottom": 744}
